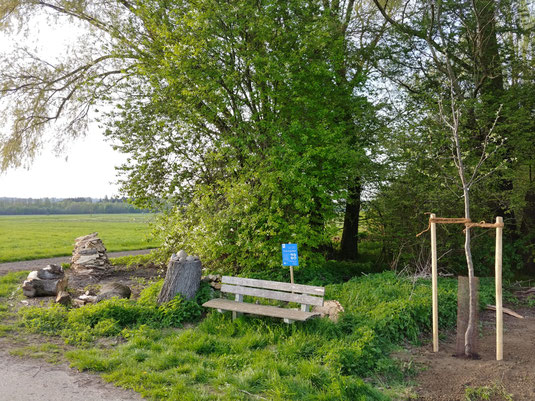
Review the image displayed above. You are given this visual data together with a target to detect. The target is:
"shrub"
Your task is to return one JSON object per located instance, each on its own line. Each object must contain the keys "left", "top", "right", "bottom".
{"left": 19, "top": 282, "right": 213, "bottom": 345}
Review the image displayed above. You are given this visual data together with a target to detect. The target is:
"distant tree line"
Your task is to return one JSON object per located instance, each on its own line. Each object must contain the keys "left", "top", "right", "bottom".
{"left": 0, "top": 197, "right": 147, "bottom": 215}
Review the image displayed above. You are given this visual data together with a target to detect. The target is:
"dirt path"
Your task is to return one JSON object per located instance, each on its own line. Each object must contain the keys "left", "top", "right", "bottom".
{"left": 0, "top": 249, "right": 158, "bottom": 400}
{"left": 0, "top": 347, "right": 142, "bottom": 401}
{"left": 411, "top": 307, "right": 535, "bottom": 400}
{"left": 0, "top": 249, "right": 155, "bottom": 276}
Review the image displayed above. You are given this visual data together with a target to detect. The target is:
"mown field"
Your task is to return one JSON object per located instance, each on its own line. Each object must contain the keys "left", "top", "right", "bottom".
{"left": 0, "top": 214, "right": 159, "bottom": 263}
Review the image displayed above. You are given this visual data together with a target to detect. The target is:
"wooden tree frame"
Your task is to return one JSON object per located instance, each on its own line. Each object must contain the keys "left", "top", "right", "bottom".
{"left": 428, "top": 213, "right": 504, "bottom": 361}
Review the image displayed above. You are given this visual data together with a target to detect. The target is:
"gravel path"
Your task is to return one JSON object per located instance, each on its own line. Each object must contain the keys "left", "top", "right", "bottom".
{"left": 0, "top": 249, "right": 156, "bottom": 400}
{"left": 0, "top": 249, "right": 155, "bottom": 276}
{"left": 0, "top": 349, "right": 143, "bottom": 401}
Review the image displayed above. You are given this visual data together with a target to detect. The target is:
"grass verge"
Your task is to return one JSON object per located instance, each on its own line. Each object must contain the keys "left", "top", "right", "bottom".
{"left": 1, "top": 270, "right": 499, "bottom": 400}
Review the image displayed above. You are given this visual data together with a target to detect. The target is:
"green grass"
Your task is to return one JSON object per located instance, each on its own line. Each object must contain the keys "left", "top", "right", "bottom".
{"left": 0, "top": 268, "right": 502, "bottom": 400}
{"left": 0, "top": 214, "right": 159, "bottom": 263}
{"left": 60, "top": 273, "right": 491, "bottom": 400}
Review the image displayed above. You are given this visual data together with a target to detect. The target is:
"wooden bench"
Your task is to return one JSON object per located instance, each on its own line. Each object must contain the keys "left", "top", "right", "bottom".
{"left": 202, "top": 276, "right": 325, "bottom": 324}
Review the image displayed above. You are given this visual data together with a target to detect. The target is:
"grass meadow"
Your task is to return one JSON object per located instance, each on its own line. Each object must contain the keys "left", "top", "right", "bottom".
{"left": 0, "top": 214, "right": 159, "bottom": 263}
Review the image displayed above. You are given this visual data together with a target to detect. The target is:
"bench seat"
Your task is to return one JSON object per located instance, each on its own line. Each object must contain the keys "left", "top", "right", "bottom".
{"left": 203, "top": 298, "right": 320, "bottom": 322}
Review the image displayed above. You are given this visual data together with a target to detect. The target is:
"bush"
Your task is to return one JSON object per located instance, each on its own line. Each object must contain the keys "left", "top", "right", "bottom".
{"left": 245, "top": 259, "right": 376, "bottom": 285}
{"left": 20, "top": 282, "right": 213, "bottom": 345}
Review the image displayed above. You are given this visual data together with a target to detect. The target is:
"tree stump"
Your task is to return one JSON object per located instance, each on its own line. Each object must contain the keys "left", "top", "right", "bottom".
{"left": 157, "top": 252, "right": 202, "bottom": 303}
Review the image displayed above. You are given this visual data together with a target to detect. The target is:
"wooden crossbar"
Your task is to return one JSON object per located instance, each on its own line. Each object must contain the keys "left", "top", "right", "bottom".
{"left": 418, "top": 217, "right": 504, "bottom": 237}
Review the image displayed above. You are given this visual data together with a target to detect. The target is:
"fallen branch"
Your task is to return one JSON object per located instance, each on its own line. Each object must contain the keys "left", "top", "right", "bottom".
{"left": 486, "top": 305, "right": 524, "bottom": 319}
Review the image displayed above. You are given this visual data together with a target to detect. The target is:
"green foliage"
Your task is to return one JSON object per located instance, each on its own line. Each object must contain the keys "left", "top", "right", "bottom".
{"left": 19, "top": 303, "right": 68, "bottom": 334}
{"left": 362, "top": 0, "right": 535, "bottom": 278}
{"left": 245, "top": 259, "right": 376, "bottom": 285}
{"left": 107, "top": 0, "right": 376, "bottom": 274}
{"left": 20, "top": 282, "right": 212, "bottom": 345}
{"left": 137, "top": 280, "right": 164, "bottom": 306}
{"left": 0, "top": 214, "right": 158, "bottom": 263}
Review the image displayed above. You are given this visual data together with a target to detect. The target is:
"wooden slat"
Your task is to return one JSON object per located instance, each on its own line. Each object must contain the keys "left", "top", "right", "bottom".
{"left": 221, "top": 276, "right": 324, "bottom": 296}
{"left": 221, "top": 284, "right": 324, "bottom": 306}
{"left": 203, "top": 298, "right": 320, "bottom": 321}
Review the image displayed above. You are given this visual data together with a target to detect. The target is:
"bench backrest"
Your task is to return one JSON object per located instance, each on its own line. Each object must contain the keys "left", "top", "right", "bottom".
{"left": 221, "top": 276, "right": 324, "bottom": 307}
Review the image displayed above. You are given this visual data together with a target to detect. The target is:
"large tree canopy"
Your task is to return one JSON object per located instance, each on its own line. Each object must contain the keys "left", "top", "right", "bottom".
{"left": 0, "top": 0, "right": 378, "bottom": 272}
{"left": 108, "top": 0, "right": 377, "bottom": 271}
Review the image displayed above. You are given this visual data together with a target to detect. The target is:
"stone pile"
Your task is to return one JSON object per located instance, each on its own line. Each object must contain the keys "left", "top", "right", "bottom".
{"left": 22, "top": 264, "right": 67, "bottom": 298}
{"left": 201, "top": 274, "right": 222, "bottom": 290}
{"left": 71, "top": 232, "right": 111, "bottom": 274}
{"left": 312, "top": 300, "right": 345, "bottom": 322}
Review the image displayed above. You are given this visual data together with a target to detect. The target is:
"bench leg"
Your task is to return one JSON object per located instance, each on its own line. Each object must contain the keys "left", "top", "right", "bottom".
{"left": 283, "top": 318, "right": 294, "bottom": 324}
{"left": 233, "top": 294, "right": 244, "bottom": 320}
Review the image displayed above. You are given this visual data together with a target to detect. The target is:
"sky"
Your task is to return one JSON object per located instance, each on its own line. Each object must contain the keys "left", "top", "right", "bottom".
{"left": 0, "top": 14, "right": 127, "bottom": 199}
{"left": 0, "top": 131, "right": 126, "bottom": 198}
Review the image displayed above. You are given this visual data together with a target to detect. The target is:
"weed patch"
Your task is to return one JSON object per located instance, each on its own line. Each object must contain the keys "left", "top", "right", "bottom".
{"left": 464, "top": 383, "right": 513, "bottom": 401}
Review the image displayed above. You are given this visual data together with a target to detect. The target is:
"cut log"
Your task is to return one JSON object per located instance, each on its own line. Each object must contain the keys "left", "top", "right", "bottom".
{"left": 158, "top": 253, "right": 202, "bottom": 303}
{"left": 486, "top": 305, "right": 524, "bottom": 319}
{"left": 22, "top": 274, "right": 67, "bottom": 297}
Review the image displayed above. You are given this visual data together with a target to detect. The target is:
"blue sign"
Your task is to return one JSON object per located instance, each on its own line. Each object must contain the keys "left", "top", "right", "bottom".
{"left": 282, "top": 243, "right": 299, "bottom": 266}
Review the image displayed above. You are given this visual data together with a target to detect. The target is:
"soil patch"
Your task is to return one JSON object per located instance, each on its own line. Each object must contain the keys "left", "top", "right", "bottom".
{"left": 19, "top": 264, "right": 164, "bottom": 307}
{"left": 411, "top": 307, "right": 535, "bottom": 400}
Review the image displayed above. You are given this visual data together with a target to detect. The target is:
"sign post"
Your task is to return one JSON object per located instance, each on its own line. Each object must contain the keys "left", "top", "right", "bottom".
{"left": 282, "top": 243, "right": 298, "bottom": 284}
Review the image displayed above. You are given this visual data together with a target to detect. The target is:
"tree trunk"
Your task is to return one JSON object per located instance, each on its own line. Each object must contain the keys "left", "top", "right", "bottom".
{"left": 340, "top": 181, "right": 362, "bottom": 260}
{"left": 158, "top": 255, "right": 202, "bottom": 303}
{"left": 463, "top": 226, "right": 478, "bottom": 357}
{"left": 456, "top": 276, "right": 479, "bottom": 356}
{"left": 520, "top": 182, "right": 535, "bottom": 274}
